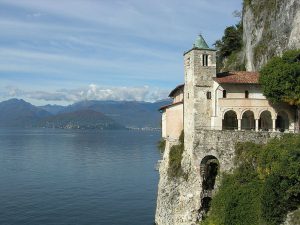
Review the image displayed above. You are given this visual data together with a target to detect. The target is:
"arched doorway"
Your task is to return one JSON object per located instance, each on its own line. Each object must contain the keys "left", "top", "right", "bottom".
{"left": 276, "top": 111, "right": 289, "bottom": 132}
{"left": 241, "top": 110, "right": 255, "bottom": 130}
{"left": 198, "top": 156, "right": 219, "bottom": 221}
{"left": 222, "top": 110, "right": 238, "bottom": 130}
{"left": 259, "top": 111, "right": 272, "bottom": 131}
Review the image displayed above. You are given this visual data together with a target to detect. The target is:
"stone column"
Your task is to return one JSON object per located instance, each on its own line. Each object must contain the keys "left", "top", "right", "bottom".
{"left": 255, "top": 119, "right": 259, "bottom": 132}
{"left": 238, "top": 119, "right": 242, "bottom": 131}
{"left": 272, "top": 119, "right": 276, "bottom": 132}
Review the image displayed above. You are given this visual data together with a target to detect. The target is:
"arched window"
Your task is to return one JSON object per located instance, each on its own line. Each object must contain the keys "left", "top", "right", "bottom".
{"left": 222, "top": 110, "right": 238, "bottom": 130}
{"left": 202, "top": 54, "right": 208, "bottom": 66}
{"left": 241, "top": 110, "right": 255, "bottom": 130}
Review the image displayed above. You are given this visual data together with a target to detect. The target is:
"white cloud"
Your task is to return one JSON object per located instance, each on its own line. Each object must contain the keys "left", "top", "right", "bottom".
{"left": 3, "top": 84, "right": 170, "bottom": 103}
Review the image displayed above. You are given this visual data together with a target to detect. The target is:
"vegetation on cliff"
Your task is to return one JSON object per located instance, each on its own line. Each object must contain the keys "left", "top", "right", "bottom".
{"left": 168, "top": 131, "right": 186, "bottom": 178}
{"left": 214, "top": 22, "right": 244, "bottom": 72}
{"left": 157, "top": 138, "right": 166, "bottom": 153}
{"left": 201, "top": 135, "right": 300, "bottom": 225}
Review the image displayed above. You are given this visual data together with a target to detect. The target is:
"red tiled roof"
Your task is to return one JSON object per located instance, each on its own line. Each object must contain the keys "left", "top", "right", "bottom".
{"left": 214, "top": 71, "right": 259, "bottom": 84}
{"left": 169, "top": 84, "right": 184, "bottom": 97}
{"left": 159, "top": 101, "right": 183, "bottom": 111}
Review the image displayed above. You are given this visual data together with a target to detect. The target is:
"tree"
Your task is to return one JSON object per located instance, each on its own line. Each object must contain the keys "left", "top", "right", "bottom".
{"left": 214, "top": 23, "right": 243, "bottom": 58}
{"left": 259, "top": 49, "right": 300, "bottom": 105}
{"left": 259, "top": 50, "right": 300, "bottom": 129}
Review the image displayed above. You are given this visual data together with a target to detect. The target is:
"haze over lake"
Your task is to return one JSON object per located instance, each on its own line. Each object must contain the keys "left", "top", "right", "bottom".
{"left": 0, "top": 129, "right": 160, "bottom": 225}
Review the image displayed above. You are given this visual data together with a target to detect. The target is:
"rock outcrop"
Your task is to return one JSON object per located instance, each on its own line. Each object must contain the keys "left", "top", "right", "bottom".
{"left": 243, "top": 0, "right": 300, "bottom": 71}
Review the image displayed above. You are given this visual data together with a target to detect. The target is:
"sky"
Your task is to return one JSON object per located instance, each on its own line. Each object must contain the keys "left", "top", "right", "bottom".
{"left": 0, "top": 0, "right": 242, "bottom": 105}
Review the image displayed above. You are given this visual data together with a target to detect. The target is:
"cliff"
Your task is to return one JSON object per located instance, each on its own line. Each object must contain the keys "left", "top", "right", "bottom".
{"left": 243, "top": 0, "right": 300, "bottom": 71}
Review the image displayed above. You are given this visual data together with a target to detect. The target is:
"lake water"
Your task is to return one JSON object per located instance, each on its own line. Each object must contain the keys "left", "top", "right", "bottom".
{"left": 0, "top": 129, "right": 161, "bottom": 225}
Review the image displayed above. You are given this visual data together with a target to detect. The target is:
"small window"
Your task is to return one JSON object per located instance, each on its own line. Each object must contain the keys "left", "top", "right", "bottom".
{"left": 187, "top": 93, "right": 189, "bottom": 99}
{"left": 207, "top": 91, "right": 211, "bottom": 99}
{"left": 186, "top": 57, "right": 190, "bottom": 66}
{"left": 245, "top": 90, "right": 249, "bottom": 98}
{"left": 223, "top": 90, "right": 227, "bottom": 98}
{"left": 202, "top": 54, "right": 208, "bottom": 66}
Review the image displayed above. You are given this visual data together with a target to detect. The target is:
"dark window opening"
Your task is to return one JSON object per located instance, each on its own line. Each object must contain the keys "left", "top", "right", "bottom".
{"left": 245, "top": 90, "right": 249, "bottom": 98}
{"left": 223, "top": 90, "right": 227, "bottom": 98}
{"left": 202, "top": 54, "right": 208, "bottom": 66}
{"left": 206, "top": 91, "right": 211, "bottom": 99}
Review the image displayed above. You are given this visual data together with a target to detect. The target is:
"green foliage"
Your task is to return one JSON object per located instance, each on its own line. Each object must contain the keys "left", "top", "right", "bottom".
{"left": 259, "top": 49, "right": 300, "bottom": 106}
{"left": 168, "top": 131, "right": 186, "bottom": 178}
{"left": 201, "top": 135, "right": 300, "bottom": 225}
{"left": 214, "top": 23, "right": 243, "bottom": 59}
{"left": 157, "top": 138, "right": 166, "bottom": 153}
{"left": 214, "top": 22, "right": 244, "bottom": 72}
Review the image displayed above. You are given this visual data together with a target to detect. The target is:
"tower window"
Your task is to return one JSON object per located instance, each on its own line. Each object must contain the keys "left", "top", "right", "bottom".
{"left": 202, "top": 54, "right": 208, "bottom": 66}
{"left": 206, "top": 91, "right": 211, "bottom": 99}
{"left": 223, "top": 90, "right": 227, "bottom": 98}
{"left": 245, "top": 90, "right": 249, "bottom": 98}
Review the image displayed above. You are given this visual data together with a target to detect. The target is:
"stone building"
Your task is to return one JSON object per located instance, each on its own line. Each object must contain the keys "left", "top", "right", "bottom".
{"left": 155, "top": 35, "right": 299, "bottom": 225}
{"left": 160, "top": 34, "right": 297, "bottom": 142}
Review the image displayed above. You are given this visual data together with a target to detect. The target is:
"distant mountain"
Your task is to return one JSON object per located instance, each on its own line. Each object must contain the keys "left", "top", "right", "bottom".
{"left": 38, "top": 104, "right": 66, "bottom": 115}
{"left": 0, "top": 99, "right": 51, "bottom": 127}
{"left": 38, "top": 109, "right": 124, "bottom": 129}
{"left": 60, "top": 99, "right": 172, "bottom": 128}
{"left": 0, "top": 98, "right": 171, "bottom": 129}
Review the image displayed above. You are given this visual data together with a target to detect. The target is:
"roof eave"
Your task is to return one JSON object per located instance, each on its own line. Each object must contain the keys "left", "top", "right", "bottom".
{"left": 183, "top": 47, "right": 216, "bottom": 56}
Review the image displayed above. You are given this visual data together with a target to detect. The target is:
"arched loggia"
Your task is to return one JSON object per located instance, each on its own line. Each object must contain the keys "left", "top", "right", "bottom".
{"left": 241, "top": 110, "right": 255, "bottom": 130}
{"left": 222, "top": 110, "right": 238, "bottom": 130}
{"left": 276, "top": 111, "right": 290, "bottom": 132}
{"left": 259, "top": 111, "right": 272, "bottom": 131}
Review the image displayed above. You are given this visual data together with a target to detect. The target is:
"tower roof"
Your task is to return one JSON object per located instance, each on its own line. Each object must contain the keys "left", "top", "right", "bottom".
{"left": 194, "top": 34, "right": 210, "bottom": 49}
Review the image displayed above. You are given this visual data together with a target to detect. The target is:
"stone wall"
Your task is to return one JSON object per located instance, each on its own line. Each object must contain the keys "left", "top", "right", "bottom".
{"left": 155, "top": 130, "right": 281, "bottom": 225}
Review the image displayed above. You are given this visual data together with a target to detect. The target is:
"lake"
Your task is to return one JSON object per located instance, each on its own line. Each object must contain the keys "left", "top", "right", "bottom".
{"left": 0, "top": 129, "right": 161, "bottom": 225}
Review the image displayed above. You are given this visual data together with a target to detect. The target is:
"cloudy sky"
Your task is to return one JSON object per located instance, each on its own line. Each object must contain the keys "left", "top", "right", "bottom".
{"left": 0, "top": 0, "right": 242, "bottom": 105}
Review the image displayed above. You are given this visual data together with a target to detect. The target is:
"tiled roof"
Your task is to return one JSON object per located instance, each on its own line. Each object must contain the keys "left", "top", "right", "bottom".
{"left": 169, "top": 84, "right": 184, "bottom": 97}
{"left": 214, "top": 71, "right": 259, "bottom": 84}
{"left": 159, "top": 101, "right": 183, "bottom": 111}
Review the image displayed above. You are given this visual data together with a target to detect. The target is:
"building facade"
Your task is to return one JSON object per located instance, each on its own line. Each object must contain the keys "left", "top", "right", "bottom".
{"left": 160, "top": 35, "right": 297, "bottom": 143}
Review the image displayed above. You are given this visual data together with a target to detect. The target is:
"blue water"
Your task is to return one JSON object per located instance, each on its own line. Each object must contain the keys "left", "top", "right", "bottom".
{"left": 0, "top": 129, "right": 160, "bottom": 225}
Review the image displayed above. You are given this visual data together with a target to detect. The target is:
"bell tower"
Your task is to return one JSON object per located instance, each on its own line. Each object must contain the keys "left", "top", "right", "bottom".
{"left": 184, "top": 35, "right": 216, "bottom": 152}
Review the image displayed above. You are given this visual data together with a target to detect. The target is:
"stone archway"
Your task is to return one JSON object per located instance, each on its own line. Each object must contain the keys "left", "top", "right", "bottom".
{"left": 259, "top": 110, "right": 272, "bottom": 131}
{"left": 276, "top": 111, "right": 290, "bottom": 132}
{"left": 241, "top": 110, "right": 255, "bottom": 130}
{"left": 222, "top": 110, "right": 238, "bottom": 130}
{"left": 198, "top": 155, "right": 219, "bottom": 221}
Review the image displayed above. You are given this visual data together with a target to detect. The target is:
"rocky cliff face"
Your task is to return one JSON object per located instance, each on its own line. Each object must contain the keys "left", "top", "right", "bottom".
{"left": 243, "top": 0, "right": 300, "bottom": 71}
{"left": 155, "top": 131, "right": 281, "bottom": 225}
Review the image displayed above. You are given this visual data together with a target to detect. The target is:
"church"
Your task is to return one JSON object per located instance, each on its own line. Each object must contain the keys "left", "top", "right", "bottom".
{"left": 160, "top": 35, "right": 298, "bottom": 141}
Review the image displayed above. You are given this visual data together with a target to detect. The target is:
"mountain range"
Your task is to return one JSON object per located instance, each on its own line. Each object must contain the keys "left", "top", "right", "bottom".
{"left": 0, "top": 98, "right": 171, "bottom": 129}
